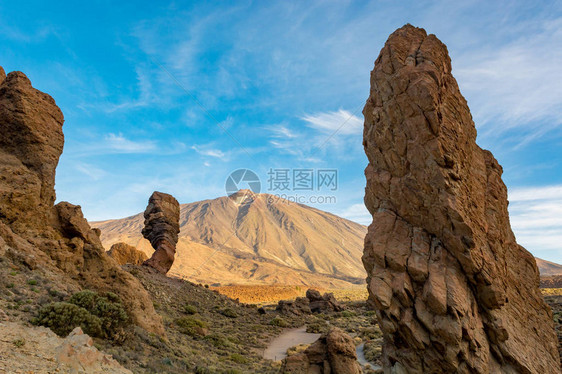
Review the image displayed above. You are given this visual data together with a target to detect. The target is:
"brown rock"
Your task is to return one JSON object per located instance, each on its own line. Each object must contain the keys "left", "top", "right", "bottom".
{"left": 306, "top": 289, "right": 344, "bottom": 313}
{"left": 0, "top": 70, "right": 64, "bottom": 234}
{"left": 362, "top": 25, "right": 560, "bottom": 373}
{"left": 108, "top": 242, "right": 148, "bottom": 265}
{"left": 0, "top": 66, "right": 164, "bottom": 336}
{"left": 0, "top": 322, "right": 131, "bottom": 373}
{"left": 282, "top": 327, "right": 362, "bottom": 374}
{"left": 142, "top": 191, "right": 180, "bottom": 273}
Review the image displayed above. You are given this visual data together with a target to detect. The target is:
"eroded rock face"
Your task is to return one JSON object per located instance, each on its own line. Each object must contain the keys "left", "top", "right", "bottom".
{"left": 0, "top": 67, "right": 163, "bottom": 336}
{"left": 142, "top": 191, "right": 180, "bottom": 274}
{"left": 282, "top": 327, "right": 362, "bottom": 374}
{"left": 108, "top": 242, "right": 148, "bottom": 265}
{"left": 362, "top": 25, "right": 560, "bottom": 373}
{"left": 0, "top": 70, "right": 64, "bottom": 233}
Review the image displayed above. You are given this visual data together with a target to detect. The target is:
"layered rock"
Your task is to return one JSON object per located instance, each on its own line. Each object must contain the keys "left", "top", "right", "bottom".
{"left": 108, "top": 242, "right": 148, "bottom": 265}
{"left": 142, "top": 191, "right": 180, "bottom": 273}
{"left": 0, "top": 67, "right": 163, "bottom": 336}
{"left": 362, "top": 25, "right": 560, "bottom": 373}
{"left": 282, "top": 327, "right": 362, "bottom": 374}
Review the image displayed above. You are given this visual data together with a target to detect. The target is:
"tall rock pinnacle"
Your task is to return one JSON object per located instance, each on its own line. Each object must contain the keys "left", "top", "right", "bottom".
{"left": 362, "top": 25, "right": 560, "bottom": 373}
{"left": 0, "top": 66, "right": 164, "bottom": 336}
{"left": 142, "top": 191, "right": 180, "bottom": 274}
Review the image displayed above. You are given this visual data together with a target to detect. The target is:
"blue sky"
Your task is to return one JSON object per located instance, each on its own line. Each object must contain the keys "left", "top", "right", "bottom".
{"left": 1, "top": 0, "right": 562, "bottom": 263}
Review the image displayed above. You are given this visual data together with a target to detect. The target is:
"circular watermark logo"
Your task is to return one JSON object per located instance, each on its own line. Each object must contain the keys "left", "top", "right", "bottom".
{"left": 225, "top": 169, "right": 261, "bottom": 204}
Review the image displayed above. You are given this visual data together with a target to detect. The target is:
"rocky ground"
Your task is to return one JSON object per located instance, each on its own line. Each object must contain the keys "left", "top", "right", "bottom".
{"left": 1, "top": 256, "right": 561, "bottom": 373}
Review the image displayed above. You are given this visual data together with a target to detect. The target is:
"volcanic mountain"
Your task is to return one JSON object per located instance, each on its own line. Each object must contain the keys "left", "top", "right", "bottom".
{"left": 93, "top": 190, "right": 561, "bottom": 287}
{"left": 93, "top": 191, "right": 368, "bottom": 288}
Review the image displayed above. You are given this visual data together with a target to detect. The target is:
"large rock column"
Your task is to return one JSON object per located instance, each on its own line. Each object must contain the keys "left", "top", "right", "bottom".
{"left": 362, "top": 25, "right": 560, "bottom": 373}
{"left": 142, "top": 191, "right": 180, "bottom": 274}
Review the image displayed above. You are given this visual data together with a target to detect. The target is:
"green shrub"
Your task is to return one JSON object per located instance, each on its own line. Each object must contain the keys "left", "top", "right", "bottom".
{"left": 33, "top": 302, "right": 103, "bottom": 337}
{"left": 184, "top": 304, "right": 198, "bottom": 315}
{"left": 204, "top": 333, "right": 236, "bottom": 349}
{"left": 340, "top": 310, "right": 356, "bottom": 318}
{"left": 69, "top": 290, "right": 128, "bottom": 337}
{"left": 220, "top": 308, "right": 237, "bottom": 318}
{"left": 271, "top": 316, "right": 289, "bottom": 327}
{"left": 27, "top": 279, "right": 38, "bottom": 286}
{"left": 229, "top": 353, "right": 248, "bottom": 364}
{"left": 175, "top": 316, "right": 208, "bottom": 337}
{"left": 34, "top": 290, "right": 128, "bottom": 339}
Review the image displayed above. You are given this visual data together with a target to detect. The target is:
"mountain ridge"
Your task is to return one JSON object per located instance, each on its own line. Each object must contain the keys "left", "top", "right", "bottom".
{"left": 93, "top": 192, "right": 562, "bottom": 286}
{"left": 93, "top": 192, "right": 368, "bottom": 288}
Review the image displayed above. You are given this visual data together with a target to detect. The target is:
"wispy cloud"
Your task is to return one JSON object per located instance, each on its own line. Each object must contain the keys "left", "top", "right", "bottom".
{"left": 455, "top": 17, "right": 562, "bottom": 142}
{"left": 339, "top": 203, "right": 371, "bottom": 226}
{"left": 301, "top": 109, "right": 362, "bottom": 135}
{"left": 191, "top": 144, "right": 227, "bottom": 159}
{"left": 105, "top": 133, "right": 157, "bottom": 153}
{"left": 508, "top": 185, "right": 562, "bottom": 262}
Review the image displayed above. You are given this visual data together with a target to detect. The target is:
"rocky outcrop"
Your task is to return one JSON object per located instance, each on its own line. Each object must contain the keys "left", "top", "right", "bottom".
{"left": 306, "top": 289, "right": 344, "bottom": 313}
{"left": 362, "top": 25, "right": 560, "bottom": 373}
{"left": 142, "top": 191, "right": 180, "bottom": 273}
{"left": 108, "top": 242, "right": 148, "bottom": 265}
{"left": 282, "top": 327, "right": 362, "bottom": 374}
{"left": 277, "top": 289, "right": 344, "bottom": 315}
{"left": 0, "top": 67, "right": 163, "bottom": 336}
{"left": 0, "top": 70, "right": 64, "bottom": 234}
{"left": 0, "top": 321, "right": 132, "bottom": 373}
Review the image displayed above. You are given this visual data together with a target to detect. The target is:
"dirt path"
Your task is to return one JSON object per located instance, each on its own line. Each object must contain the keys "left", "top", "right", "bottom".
{"left": 263, "top": 326, "right": 321, "bottom": 361}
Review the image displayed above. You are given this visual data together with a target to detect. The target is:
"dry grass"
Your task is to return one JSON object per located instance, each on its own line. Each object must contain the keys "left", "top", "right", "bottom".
{"left": 541, "top": 288, "right": 562, "bottom": 296}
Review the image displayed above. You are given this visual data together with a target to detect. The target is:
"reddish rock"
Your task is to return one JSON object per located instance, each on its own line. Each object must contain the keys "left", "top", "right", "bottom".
{"left": 362, "top": 25, "right": 560, "bottom": 373}
{"left": 108, "top": 242, "right": 148, "bottom": 265}
{"left": 142, "top": 191, "right": 180, "bottom": 274}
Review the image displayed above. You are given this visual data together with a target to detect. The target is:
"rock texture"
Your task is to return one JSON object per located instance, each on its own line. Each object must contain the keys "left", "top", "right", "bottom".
{"left": 108, "top": 242, "right": 148, "bottom": 265}
{"left": 0, "top": 67, "right": 163, "bottom": 336}
{"left": 282, "top": 327, "right": 362, "bottom": 374}
{"left": 142, "top": 191, "right": 180, "bottom": 274}
{"left": 277, "top": 289, "right": 344, "bottom": 315}
{"left": 0, "top": 321, "right": 132, "bottom": 373}
{"left": 362, "top": 25, "right": 560, "bottom": 373}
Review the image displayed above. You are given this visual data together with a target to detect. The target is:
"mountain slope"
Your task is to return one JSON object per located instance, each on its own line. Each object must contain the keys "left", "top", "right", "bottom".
{"left": 92, "top": 192, "right": 368, "bottom": 288}
{"left": 535, "top": 258, "right": 562, "bottom": 276}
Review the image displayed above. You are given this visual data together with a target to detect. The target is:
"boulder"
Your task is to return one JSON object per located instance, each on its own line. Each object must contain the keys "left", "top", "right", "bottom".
{"left": 306, "top": 289, "right": 344, "bottom": 313}
{"left": 142, "top": 191, "right": 180, "bottom": 274}
{"left": 282, "top": 327, "right": 362, "bottom": 374}
{"left": 362, "top": 25, "right": 560, "bottom": 372}
{"left": 108, "top": 242, "right": 148, "bottom": 265}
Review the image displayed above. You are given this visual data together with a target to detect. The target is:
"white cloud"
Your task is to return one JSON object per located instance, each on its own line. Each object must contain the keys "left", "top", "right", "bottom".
{"left": 455, "top": 17, "right": 562, "bottom": 140}
{"left": 105, "top": 133, "right": 156, "bottom": 153}
{"left": 301, "top": 109, "right": 362, "bottom": 135}
{"left": 191, "top": 145, "right": 226, "bottom": 159}
{"left": 74, "top": 162, "right": 107, "bottom": 181}
{"left": 508, "top": 185, "right": 562, "bottom": 263}
{"left": 339, "top": 203, "right": 371, "bottom": 226}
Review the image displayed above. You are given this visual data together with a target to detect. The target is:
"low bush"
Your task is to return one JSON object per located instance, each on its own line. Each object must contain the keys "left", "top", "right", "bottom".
{"left": 33, "top": 302, "right": 103, "bottom": 337}
{"left": 175, "top": 316, "right": 208, "bottom": 337}
{"left": 34, "top": 290, "right": 128, "bottom": 339}
{"left": 270, "top": 316, "right": 289, "bottom": 327}
{"left": 184, "top": 304, "right": 198, "bottom": 315}
{"left": 220, "top": 307, "right": 237, "bottom": 318}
